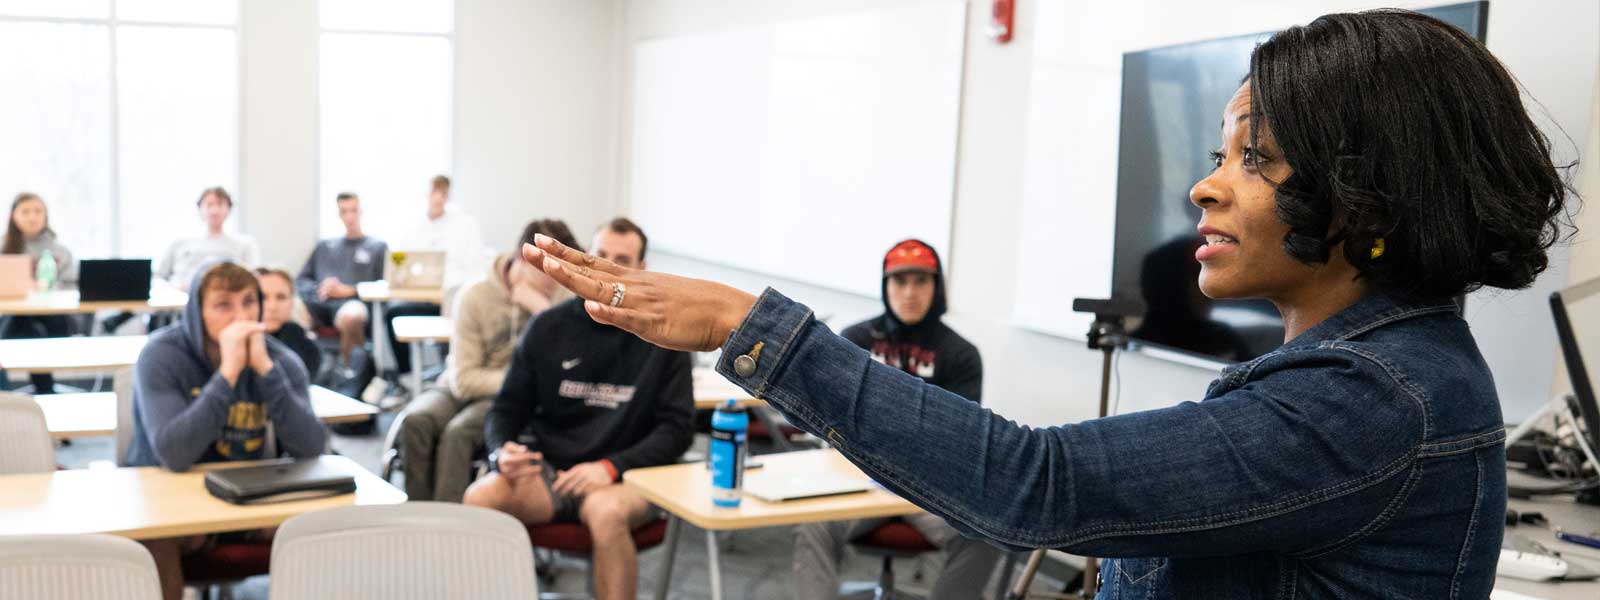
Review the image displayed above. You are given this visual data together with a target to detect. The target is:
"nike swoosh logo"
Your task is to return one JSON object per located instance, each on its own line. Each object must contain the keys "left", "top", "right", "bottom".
{"left": 562, "top": 358, "right": 582, "bottom": 370}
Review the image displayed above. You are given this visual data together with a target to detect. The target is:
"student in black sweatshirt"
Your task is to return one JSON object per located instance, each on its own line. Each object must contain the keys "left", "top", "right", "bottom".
{"left": 793, "top": 239, "right": 999, "bottom": 600}
{"left": 256, "top": 267, "right": 322, "bottom": 377}
{"left": 465, "top": 218, "right": 691, "bottom": 600}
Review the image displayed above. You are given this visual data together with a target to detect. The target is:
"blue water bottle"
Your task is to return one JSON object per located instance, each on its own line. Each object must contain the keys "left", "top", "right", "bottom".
{"left": 709, "top": 399, "right": 748, "bottom": 507}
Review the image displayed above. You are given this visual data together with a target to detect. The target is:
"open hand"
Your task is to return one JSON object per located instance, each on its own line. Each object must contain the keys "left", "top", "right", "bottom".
{"left": 522, "top": 235, "right": 757, "bottom": 352}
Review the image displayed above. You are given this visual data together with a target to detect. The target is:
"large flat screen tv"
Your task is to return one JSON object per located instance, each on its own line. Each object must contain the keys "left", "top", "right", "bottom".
{"left": 1110, "top": 2, "right": 1488, "bottom": 365}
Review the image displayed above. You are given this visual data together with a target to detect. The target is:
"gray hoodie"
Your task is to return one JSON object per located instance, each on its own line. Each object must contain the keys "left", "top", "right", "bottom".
{"left": 124, "top": 261, "right": 327, "bottom": 471}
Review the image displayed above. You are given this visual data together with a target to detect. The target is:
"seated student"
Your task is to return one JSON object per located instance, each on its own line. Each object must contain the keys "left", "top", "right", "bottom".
{"left": 792, "top": 239, "right": 1000, "bottom": 600}
{"left": 158, "top": 187, "right": 261, "bottom": 291}
{"left": 383, "top": 175, "right": 489, "bottom": 377}
{"left": 464, "top": 218, "right": 691, "bottom": 600}
{"left": 395, "top": 219, "right": 579, "bottom": 503}
{"left": 125, "top": 261, "right": 326, "bottom": 600}
{"left": 296, "top": 192, "right": 386, "bottom": 371}
{"left": 1, "top": 192, "right": 77, "bottom": 393}
{"left": 257, "top": 266, "right": 322, "bottom": 377}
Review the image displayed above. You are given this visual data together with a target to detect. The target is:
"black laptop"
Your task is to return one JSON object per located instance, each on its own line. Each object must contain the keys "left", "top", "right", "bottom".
{"left": 204, "top": 456, "right": 359, "bottom": 505}
{"left": 78, "top": 259, "right": 152, "bottom": 301}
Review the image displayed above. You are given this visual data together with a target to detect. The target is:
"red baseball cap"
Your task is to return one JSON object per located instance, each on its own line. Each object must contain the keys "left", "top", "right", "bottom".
{"left": 883, "top": 240, "right": 939, "bottom": 276}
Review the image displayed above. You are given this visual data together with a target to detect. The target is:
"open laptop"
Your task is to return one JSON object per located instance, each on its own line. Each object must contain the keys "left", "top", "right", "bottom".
{"left": 78, "top": 259, "right": 152, "bottom": 301}
{"left": 384, "top": 250, "right": 446, "bottom": 290}
{"left": 0, "top": 255, "right": 33, "bottom": 298}
{"left": 742, "top": 470, "right": 873, "bottom": 503}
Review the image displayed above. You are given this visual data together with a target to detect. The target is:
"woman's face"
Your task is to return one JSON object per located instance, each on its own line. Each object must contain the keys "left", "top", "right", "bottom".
{"left": 12, "top": 198, "right": 47, "bottom": 238}
{"left": 258, "top": 274, "right": 294, "bottom": 332}
{"left": 1188, "top": 83, "right": 1320, "bottom": 302}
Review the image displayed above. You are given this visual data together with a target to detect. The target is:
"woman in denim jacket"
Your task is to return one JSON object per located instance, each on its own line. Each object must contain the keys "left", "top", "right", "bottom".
{"left": 525, "top": 10, "right": 1574, "bottom": 599}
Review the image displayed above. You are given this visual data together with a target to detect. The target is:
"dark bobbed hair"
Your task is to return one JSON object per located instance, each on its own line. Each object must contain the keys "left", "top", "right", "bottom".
{"left": 1249, "top": 9, "right": 1574, "bottom": 300}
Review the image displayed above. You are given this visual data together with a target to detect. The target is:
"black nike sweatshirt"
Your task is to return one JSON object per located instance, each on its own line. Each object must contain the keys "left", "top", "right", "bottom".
{"left": 484, "top": 298, "right": 694, "bottom": 474}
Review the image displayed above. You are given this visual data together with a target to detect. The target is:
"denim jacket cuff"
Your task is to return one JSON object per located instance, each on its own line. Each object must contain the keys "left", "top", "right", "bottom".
{"left": 715, "top": 287, "right": 814, "bottom": 397}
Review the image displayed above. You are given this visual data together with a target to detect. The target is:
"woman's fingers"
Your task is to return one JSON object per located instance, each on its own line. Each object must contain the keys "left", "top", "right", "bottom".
{"left": 533, "top": 233, "right": 630, "bottom": 276}
{"left": 583, "top": 300, "right": 674, "bottom": 346}
{"left": 537, "top": 254, "right": 617, "bottom": 305}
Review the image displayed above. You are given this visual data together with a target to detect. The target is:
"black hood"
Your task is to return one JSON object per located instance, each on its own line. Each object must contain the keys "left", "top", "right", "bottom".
{"left": 879, "top": 239, "right": 948, "bottom": 333}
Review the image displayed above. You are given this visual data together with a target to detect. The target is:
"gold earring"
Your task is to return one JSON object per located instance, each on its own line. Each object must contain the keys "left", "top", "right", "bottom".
{"left": 1370, "top": 238, "right": 1386, "bottom": 259}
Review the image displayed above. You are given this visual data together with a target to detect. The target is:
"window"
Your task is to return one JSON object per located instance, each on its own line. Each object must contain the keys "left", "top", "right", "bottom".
{"left": 318, "top": 0, "right": 453, "bottom": 242}
{"left": 0, "top": 1, "right": 237, "bottom": 259}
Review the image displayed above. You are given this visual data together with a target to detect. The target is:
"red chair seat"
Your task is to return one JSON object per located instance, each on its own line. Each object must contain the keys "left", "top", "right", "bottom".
{"left": 854, "top": 521, "right": 937, "bottom": 552}
{"left": 181, "top": 541, "right": 272, "bottom": 583}
{"left": 526, "top": 519, "right": 669, "bottom": 555}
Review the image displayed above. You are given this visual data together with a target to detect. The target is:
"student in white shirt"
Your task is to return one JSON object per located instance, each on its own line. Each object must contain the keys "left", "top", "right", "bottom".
{"left": 158, "top": 187, "right": 261, "bottom": 291}
{"left": 384, "top": 175, "right": 489, "bottom": 375}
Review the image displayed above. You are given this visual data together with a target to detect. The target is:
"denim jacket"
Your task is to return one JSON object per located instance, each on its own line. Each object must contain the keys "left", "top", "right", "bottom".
{"left": 717, "top": 289, "right": 1506, "bottom": 599}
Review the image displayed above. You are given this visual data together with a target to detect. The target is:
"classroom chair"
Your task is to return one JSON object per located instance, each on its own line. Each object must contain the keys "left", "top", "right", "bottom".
{"left": 0, "top": 392, "right": 55, "bottom": 474}
{"left": 113, "top": 368, "right": 277, "bottom": 599}
{"left": 525, "top": 519, "right": 671, "bottom": 599}
{"left": 269, "top": 502, "right": 538, "bottom": 599}
{"left": 845, "top": 520, "right": 940, "bottom": 600}
{"left": 0, "top": 534, "right": 162, "bottom": 600}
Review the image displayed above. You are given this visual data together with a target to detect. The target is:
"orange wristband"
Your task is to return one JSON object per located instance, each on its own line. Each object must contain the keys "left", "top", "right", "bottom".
{"left": 600, "top": 459, "right": 619, "bottom": 482}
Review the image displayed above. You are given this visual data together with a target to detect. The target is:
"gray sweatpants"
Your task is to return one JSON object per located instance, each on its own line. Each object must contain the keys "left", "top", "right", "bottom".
{"left": 793, "top": 512, "right": 1003, "bottom": 600}
{"left": 394, "top": 389, "right": 490, "bottom": 503}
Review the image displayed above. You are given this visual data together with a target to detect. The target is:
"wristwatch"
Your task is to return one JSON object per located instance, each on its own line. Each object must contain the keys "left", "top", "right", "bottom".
{"left": 487, "top": 449, "right": 503, "bottom": 473}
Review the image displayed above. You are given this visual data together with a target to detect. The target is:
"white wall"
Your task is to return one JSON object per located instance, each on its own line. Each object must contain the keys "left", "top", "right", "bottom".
{"left": 238, "top": 0, "right": 621, "bottom": 270}
{"left": 621, "top": 0, "right": 1600, "bottom": 427}
{"left": 454, "top": 0, "right": 621, "bottom": 253}
{"left": 241, "top": 0, "right": 320, "bottom": 268}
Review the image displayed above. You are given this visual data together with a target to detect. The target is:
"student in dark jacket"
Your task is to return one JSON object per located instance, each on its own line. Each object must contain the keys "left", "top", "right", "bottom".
{"left": 465, "top": 218, "right": 691, "bottom": 600}
{"left": 127, "top": 261, "right": 326, "bottom": 600}
{"left": 257, "top": 267, "right": 322, "bottom": 378}
{"left": 794, "top": 239, "right": 999, "bottom": 599}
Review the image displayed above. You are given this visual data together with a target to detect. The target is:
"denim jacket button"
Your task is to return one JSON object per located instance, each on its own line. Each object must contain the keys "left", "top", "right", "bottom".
{"left": 734, "top": 354, "right": 758, "bottom": 378}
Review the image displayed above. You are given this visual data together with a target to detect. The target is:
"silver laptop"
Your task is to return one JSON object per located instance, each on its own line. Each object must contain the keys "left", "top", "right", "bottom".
{"left": 385, "top": 250, "right": 446, "bottom": 290}
{"left": 742, "top": 470, "right": 873, "bottom": 502}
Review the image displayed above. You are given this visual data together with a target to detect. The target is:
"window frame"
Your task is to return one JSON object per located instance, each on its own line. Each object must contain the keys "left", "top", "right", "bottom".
{"left": 316, "top": 0, "right": 456, "bottom": 241}
{"left": 0, "top": 0, "right": 243, "bottom": 257}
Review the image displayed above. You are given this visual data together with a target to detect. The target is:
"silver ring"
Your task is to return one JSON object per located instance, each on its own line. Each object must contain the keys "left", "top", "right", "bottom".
{"left": 610, "top": 282, "right": 627, "bottom": 307}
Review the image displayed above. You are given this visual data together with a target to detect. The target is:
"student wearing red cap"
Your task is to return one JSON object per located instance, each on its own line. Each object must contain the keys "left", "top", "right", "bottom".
{"left": 791, "top": 239, "right": 998, "bottom": 600}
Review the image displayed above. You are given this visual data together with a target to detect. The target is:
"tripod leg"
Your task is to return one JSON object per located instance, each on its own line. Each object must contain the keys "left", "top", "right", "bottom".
{"left": 1008, "top": 549, "right": 1048, "bottom": 599}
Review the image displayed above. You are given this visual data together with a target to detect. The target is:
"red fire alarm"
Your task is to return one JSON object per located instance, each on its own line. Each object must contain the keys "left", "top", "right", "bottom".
{"left": 990, "top": 0, "right": 1015, "bottom": 43}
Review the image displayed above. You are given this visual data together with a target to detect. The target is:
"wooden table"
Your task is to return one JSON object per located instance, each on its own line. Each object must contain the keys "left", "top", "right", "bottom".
{"left": 392, "top": 315, "right": 452, "bottom": 395}
{"left": 0, "top": 288, "right": 187, "bottom": 316}
{"left": 0, "top": 335, "right": 147, "bottom": 376}
{"left": 0, "top": 455, "right": 405, "bottom": 540}
{"left": 36, "top": 386, "right": 379, "bottom": 440}
{"left": 357, "top": 280, "right": 445, "bottom": 379}
{"left": 625, "top": 449, "right": 919, "bottom": 600}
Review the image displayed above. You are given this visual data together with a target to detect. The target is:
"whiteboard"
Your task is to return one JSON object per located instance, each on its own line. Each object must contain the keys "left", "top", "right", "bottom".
{"left": 629, "top": 2, "right": 966, "bottom": 297}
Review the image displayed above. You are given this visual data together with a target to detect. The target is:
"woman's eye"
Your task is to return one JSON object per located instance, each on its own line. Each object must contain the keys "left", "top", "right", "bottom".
{"left": 1208, "top": 150, "right": 1225, "bottom": 169}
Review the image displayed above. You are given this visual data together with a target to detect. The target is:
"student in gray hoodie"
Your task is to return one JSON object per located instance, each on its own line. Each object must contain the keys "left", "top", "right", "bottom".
{"left": 128, "top": 261, "right": 327, "bottom": 600}
{"left": 127, "top": 260, "right": 326, "bottom": 471}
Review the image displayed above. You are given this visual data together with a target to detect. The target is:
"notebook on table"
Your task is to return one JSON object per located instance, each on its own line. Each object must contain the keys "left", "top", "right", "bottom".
{"left": 204, "top": 456, "right": 359, "bottom": 505}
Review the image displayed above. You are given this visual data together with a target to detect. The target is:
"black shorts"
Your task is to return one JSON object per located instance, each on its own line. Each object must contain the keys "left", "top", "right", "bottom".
{"left": 541, "top": 463, "right": 582, "bottom": 524}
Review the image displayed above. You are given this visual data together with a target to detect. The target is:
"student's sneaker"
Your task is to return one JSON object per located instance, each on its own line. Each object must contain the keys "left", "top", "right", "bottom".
{"left": 361, "top": 378, "right": 389, "bottom": 404}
